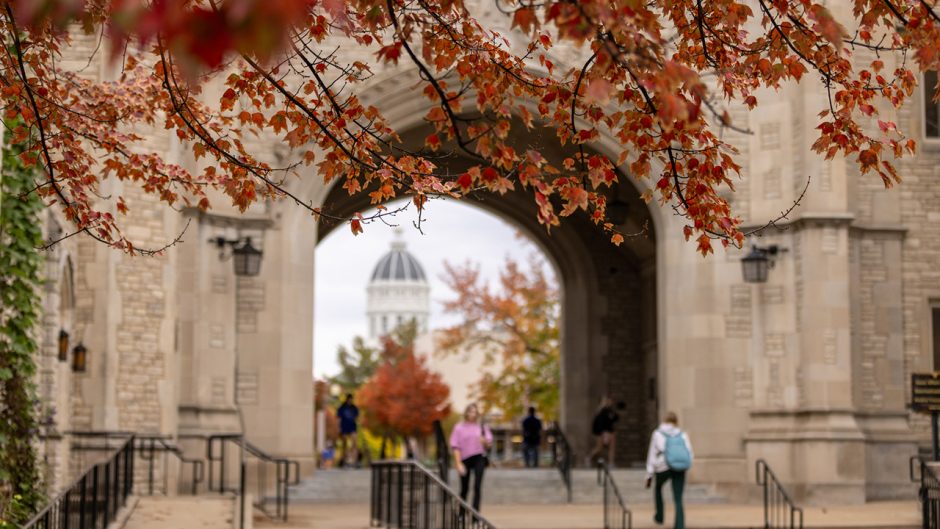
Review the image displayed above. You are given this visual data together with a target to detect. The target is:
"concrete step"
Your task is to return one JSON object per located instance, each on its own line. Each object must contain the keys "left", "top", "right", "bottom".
{"left": 289, "top": 467, "right": 728, "bottom": 506}
{"left": 264, "top": 502, "right": 921, "bottom": 529}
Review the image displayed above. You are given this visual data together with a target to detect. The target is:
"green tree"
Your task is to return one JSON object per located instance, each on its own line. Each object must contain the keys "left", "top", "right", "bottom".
{"left": 439, "top": 255, "right": 561, "bottom": 421}
{"left": 0, "top": 128, "right": 45, "bottom": 525}
{"left": 329, "top": 337, "right": 380, "bottom": 394}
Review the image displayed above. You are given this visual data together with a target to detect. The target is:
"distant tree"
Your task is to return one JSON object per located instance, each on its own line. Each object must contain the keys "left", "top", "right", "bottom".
{"left": 313, "top": 379, "right": 339, "bottom": 442}
{"left": 358, "top": 335, "right": 451, "bottom": 441}
{"left": 439, "top": 255, "right": 560, "bottom": 421}
{"left": 329, "top": 337, "right": 380, "bottom": 394}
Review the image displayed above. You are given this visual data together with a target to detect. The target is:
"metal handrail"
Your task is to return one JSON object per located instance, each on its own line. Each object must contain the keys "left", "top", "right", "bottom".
{"left": 548, "top": 425, "right": 573, "bottom": 502}
{"left": 22, "top": 436, "right": 134, "bottom": 529}
{"left": 370, "top": 460, "right": 498, "bottom": 529}
{"left": 596, "top": 463, "right": 633, "bottom": 529}
{"left": 136, "top": 435, "right": 205, "bottom": 495}
{"left": 206, "top": 434, "right": 300, "bottom": 521}
{"left": 65, "top": 430, "right": 204, "bottom": 496}
{"left": 755, "top": 459, "right": 804, "bottom": 529}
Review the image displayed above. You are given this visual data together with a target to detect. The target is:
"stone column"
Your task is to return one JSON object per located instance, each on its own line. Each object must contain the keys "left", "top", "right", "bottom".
{"left": 235, "top": 207, "right": 315, "bottom": 468}
{"left": 176, "top": 213, "right": 242, "bottom": 438}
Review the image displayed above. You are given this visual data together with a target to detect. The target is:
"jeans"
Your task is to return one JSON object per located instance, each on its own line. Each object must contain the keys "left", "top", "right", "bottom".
{"left": 522, "top": 444, "right": 539, "bottom": 468}
{"left": 654, "top": 469, "right": 686, "bottom": 529}
{"left": 459, "top": 454, "right": 486, "bottom": 511}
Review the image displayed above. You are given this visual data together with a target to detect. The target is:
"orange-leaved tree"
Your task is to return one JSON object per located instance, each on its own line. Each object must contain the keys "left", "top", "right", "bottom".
{"left": 358, "top": 333, "right": 451, "bottom": 441}
{"left": 5, "top": 0, "right": 939, "bottom": 255}
{"left": 438, "top": 255, "right": 560, "bottom": 421}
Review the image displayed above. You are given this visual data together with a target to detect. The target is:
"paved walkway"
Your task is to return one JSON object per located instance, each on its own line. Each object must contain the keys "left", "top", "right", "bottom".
{"left": 124, "top": 496, "right": 235, "bottom": 529}
{"left": 259, "top": 502, "right": 920, "bottom": 529}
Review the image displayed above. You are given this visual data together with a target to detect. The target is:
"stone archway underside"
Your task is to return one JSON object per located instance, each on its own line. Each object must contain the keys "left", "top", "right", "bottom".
{"left": 315, "top": 125, "right": 658, "bottom": 466}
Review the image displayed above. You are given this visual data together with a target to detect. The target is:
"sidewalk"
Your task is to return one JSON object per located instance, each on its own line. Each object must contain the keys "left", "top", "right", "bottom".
{"left": 124, "top": 496, "right": 235, "bottom": 529}
{"left": 260, "top": 502, "right": 920, "bottom": 529}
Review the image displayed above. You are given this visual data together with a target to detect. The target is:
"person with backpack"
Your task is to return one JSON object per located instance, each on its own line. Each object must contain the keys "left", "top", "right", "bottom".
{"left": 645, "top": 411, "right": 693, "bottom": 529}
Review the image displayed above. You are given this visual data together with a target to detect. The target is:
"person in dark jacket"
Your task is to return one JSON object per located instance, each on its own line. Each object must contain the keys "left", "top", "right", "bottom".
{"left": 587, "top": 396, "right": 619, "bottom": 467}
{"left": 521, "top": 407, "right": 543, "bottom": 468}
{"left": 337, "top": 394, "right": 359, "bottom": 467}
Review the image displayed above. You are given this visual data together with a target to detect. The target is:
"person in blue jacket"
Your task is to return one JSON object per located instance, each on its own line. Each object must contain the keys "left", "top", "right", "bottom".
{"left": 337, "top": 394, "right": 360, "bottom": 467}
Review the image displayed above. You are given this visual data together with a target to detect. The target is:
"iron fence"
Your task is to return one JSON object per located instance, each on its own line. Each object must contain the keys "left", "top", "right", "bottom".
{"left": 371, "top": 460, "right": 497, "bottom": 529}
{"left": 755, "top": 459, "right": 803, "bottom": 529}
{"left": 596, "top": 463, "right": 632, "bottom": 529}
{"left": 912, "top": 456, "right": 940, "bottom": 529}
{"left": 22, "top": 436, "right": 134, "bottom": 529}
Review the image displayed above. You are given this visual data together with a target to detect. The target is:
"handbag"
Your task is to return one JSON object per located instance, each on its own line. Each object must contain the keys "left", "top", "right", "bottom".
{"left": 480, "top": 422, "right": 491, "bottom": 467}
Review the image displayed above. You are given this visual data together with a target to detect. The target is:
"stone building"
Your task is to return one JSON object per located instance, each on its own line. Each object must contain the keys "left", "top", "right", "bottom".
{"left": 28, "top": 0, "right": 940, "bottom": 505}
{"left": 366, "top": 239, "right": 431, "bottom": 341}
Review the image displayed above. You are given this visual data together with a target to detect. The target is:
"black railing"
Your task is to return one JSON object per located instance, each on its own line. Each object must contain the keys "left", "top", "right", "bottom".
{"left": 136, "top": 435, "right": 204, "bottom": 495}
{"left": 912, "top": 456, "right": 940, "bottom": 529}
{"left": 548, "top": 426, "right": 573, "bottom": 502}
{"left": 596, "top": 463, "right": 632, "bottom": 529}
{"left": 67, "top": 430, "right": 204, "bottom": 496}
{"left": 597, "top": 464, "right": 633, "bottom": 529}
{"left": 206, "top": 434, "right": 300, "bottom": 521}
{"left": 22, "top": 436, "right": 134, "bottom": 529}
{"left": 371, "top": 460, "right": 497, "bottom": 529}
{"left": 433, "top": 420, "right": 450, "bottom": 482}
{"left": 755, "top": 459, "right": 803, "bottom": 529}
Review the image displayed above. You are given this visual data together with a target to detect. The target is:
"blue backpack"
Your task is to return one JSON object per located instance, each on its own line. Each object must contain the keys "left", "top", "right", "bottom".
{"left": 662, "top": 430, "right": 691, "bottom": 471}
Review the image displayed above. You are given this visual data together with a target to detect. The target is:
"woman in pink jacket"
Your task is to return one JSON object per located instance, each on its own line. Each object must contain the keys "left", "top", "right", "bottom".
{"left": 449, "top": 403, "right": 493, "bottom": 511}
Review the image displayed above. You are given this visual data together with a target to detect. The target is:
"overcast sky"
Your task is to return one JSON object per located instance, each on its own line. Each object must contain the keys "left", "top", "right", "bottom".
{"left": 313, "top": 197, "right": 556, "bottom": 378}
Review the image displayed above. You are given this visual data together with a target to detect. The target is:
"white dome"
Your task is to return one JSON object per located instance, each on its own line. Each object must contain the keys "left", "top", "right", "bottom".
{"left": 370, "top": 241, "right": 427, "bottom": 282}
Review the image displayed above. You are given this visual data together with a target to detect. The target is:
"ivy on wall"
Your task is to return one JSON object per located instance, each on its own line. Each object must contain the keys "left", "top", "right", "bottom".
{"left": 0, "top": 129, "right": 45, "bottom": 526}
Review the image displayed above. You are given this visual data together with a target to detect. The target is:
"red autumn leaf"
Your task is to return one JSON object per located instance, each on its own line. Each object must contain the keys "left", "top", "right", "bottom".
{"left": 511, "top": 7, "right": 539, "bottom": 33}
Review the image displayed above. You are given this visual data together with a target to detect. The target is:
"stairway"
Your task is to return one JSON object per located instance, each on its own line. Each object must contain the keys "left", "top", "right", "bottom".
{"left": 289, "top": 467, "right": 727, "bottom": 505}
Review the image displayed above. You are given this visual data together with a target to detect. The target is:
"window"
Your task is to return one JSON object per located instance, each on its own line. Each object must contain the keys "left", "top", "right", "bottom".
{"left": 926, "top": 71, "right": 939, "bottom": 139}
{"left": 382, "top": 315, "right": 388, "bottom": 333}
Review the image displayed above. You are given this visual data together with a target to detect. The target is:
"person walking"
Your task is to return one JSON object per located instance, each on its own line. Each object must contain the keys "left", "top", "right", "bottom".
{"left": 450, "top": 403, "right": 493, "bottom": 511}
{"left": 336, "top": 393, "right": 360, "bottom": 468}
{"left": 645, "top": 411, "right": 693, "bottom": 529}
{"left": 588, "top": 396, "right": 619, "bottom": 466}
{"left": 521, "top": 407, "right": 543, "bottom": 468}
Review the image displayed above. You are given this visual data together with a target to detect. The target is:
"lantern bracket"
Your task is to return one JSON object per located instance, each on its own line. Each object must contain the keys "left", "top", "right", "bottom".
{"left": 209, "top": 236, "right": 263, "bottom": 277}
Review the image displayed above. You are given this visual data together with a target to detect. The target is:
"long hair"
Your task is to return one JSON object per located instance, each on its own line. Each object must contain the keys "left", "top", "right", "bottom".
{"left": 463, "top": 403, "right": 479, "bottom": 421}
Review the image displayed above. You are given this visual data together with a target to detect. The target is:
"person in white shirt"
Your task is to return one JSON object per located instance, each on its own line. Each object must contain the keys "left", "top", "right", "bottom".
{"left": 645, "top": 412, "right": 693, "bottom": 528}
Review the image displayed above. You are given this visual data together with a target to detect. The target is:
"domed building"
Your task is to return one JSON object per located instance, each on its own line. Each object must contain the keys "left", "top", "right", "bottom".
{"left": 366, "top": 239, "right": 430, "bottom": 340}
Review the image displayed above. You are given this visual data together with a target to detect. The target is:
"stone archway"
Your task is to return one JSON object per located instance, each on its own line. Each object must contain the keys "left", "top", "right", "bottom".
{"left": 313, "top": 125, "right": 658, "bottom": 467}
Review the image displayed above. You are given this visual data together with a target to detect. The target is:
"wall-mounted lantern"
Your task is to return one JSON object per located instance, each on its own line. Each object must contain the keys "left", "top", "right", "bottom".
{"left": 58, "top": 330, "right": 70, "bottom": 362}
{"left": 209, "top": 236, "right": 263, "bottom": 277}
{"left": 741, "top": 244, "right": 785, "bottom": 284}
{"left": 72, "top": 343, "right": 87, "bottom": 372}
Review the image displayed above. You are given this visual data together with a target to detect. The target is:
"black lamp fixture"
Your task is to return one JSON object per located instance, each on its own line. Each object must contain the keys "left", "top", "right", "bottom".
{"left": 741, "top": 244, "right": 785, "bottom": 284}
{"left": 58, "top": 329, "right": 70, "bottom": 362}
{"left": 210, "top": 236, "right": 263, "bottom": 277}
{"left": 72, "top": 343, "right": 87, "bottom": 372}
